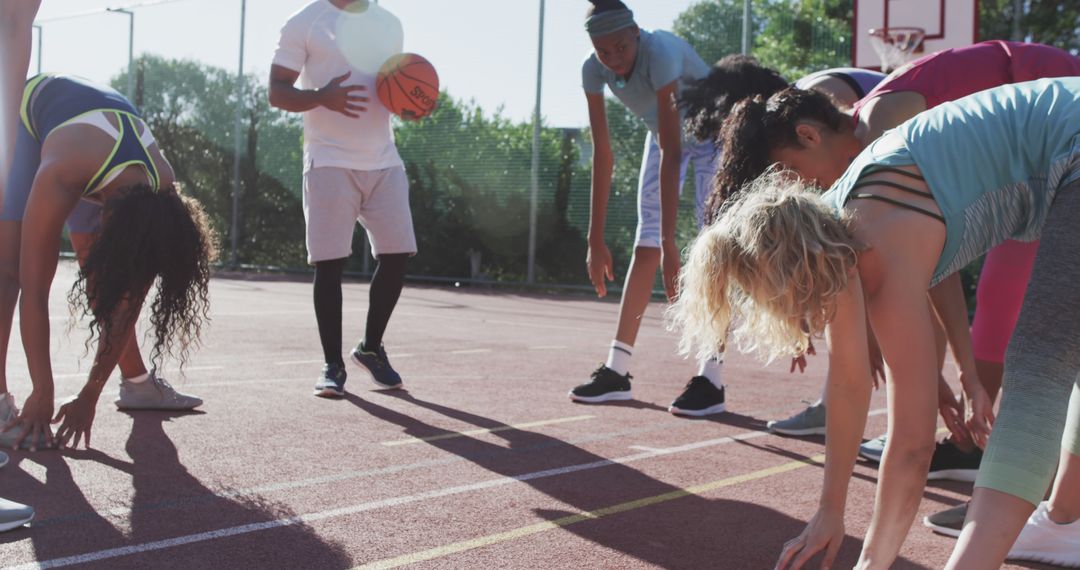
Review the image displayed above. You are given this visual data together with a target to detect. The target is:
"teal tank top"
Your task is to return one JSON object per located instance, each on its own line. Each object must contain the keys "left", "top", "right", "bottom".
{"left": 822, "top": 77, "right": 1080, "bottom": 286}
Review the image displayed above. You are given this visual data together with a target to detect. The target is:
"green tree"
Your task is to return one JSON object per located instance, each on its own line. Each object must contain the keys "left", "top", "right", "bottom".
{"left": 980, "top": 0, "right": 1080, "bottom": 53}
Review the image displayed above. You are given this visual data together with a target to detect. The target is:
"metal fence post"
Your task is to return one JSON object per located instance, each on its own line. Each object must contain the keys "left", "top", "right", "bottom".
{"left": 527, "top": 0, "right": 546, "bottom": 284}
{"left": 106, "top": 8, "right": 135, "bottom": 100}
{"left": 741, "top": 0, "right": 752, "bottom": 55}
{"left": 230, "top": 0, "right": 247, "bottom": 268}
{"left": 32, "top": 25, "right": 43, "bottom": 74}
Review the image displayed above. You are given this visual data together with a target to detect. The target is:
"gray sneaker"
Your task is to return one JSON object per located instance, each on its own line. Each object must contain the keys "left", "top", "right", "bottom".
{"left": 859, "top": 434, "right": 887, "bottom": 463}
{"left": 0, "top": 394, "right": 49, "bottom": 450}
{"left": 313, "top": 363, "right": 347, "bottom": 398}
{"left": 923, "top": 502, "right": 968, "bottom": 538}
{"left": 115, "top": 371, "right": 203, "bottom": 410}
{"left": 0, "top": 497, "right": 33, "bottom": 533}
{"left": 350, "top": 343, "right": 403, "bottom": 389}
{"left": 767, "top": 402, "right": 826, "bottom": 436}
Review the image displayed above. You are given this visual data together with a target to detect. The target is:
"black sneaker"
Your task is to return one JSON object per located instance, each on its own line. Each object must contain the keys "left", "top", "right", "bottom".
{"left": 568, "top": 365, "right": 632, "bottom": 403}
{"left": 351, "top": 342, "right": 403, "bottom": 389}
{"left": 923, "top": 502, "right": 968, "bottom": 538}
{"left": 314, "top": 362, "right": 347, "bottom": 398}
{"left": 668, "top": 376, "right": 727, "bottom": 416}
{"left": 927, "top": 440, "right": 982, "bottom": 482}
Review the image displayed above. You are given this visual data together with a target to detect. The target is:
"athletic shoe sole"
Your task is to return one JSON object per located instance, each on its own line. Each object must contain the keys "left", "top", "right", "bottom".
{"left": 858, "top": 450, "right": 883, "bottom": 463}
{"left": 350, "top": 353, "right": 403, "bottom": 390}
{"left": 766, "top": 424, "right": 827, "bottom": 436}
{"left": 926, "top": 469, "right": 978, "bottom": 483}
{"left": 0, "top": 513, "right": 33, "bottom": 533}
{"left": 115, "top": 401, "right": 203, "bottom": 411}
{"left": 668, "top": 403, "right": 727, "bottom": 417}
{"left": 313, "top": 387, "right": 345, "bottom": 398}
{"left": 568, "top": 390, "right": 632, "bottom": 403}
{"left": 922, "top": 516, "right": 962, "bottom": 538}
{"left": 1008, "top": 550, "right": 1080, "bottom": 567}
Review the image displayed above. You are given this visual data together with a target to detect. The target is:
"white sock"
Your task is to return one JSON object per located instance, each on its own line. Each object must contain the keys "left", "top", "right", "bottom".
{"left": 605, "top": 340, "right": 633, "bottom": 376}
{"left": 697, "top": 354, "right": 724, "bottom": 389}
{"left": 125, "top": 372, "right": 150, "bottom": 384}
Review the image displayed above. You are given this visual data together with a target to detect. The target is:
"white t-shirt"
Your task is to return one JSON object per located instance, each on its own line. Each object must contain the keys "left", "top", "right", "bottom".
{"left": 273, "top": 0, "right": 403, "bottom": 172}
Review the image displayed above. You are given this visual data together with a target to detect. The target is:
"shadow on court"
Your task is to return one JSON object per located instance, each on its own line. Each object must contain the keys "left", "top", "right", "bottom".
{"left": 344, "top": 391, "right": 925, "bottom": 569}
{"left": 0, "top": 410, "right": 351, "bottom": 568}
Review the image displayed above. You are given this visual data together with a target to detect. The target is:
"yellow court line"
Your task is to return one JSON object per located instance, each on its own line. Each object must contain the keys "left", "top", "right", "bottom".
{"left": 354, "top": 454, "right": 826, "bottom": 570}
{"left": 380, "top": 415, "right": 596, "bottom": 447}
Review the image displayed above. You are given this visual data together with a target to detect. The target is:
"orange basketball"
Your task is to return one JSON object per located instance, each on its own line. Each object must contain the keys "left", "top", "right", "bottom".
{"left": 377, "top": 53, "right": 439, "bottom": 121}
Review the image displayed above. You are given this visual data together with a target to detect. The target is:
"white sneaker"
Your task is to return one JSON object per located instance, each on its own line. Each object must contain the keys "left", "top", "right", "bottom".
{"left": 115, "top": 370, "right": 203, "bottom": 410}
{"left": 0, "top": 497, "right": 33, "bottom": 533}
{"left": 1007, "top": 501, "right": 1080, "bottom": 567}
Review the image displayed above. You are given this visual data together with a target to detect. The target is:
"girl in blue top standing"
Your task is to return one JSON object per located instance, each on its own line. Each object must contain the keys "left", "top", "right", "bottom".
{"left": 569, "top": 0, "right": 726, "bottom": 416}
{"left": 672, "top": 77, "right": 1080, "bottom": 568}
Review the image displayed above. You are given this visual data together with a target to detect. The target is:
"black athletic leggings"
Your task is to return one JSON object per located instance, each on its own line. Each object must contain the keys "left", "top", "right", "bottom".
{"left": 313, "top": 254, "right": 409, "bottom": 366}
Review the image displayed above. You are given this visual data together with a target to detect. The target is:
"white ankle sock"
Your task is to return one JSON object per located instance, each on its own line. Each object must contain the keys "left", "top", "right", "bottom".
{"left": 605, "top": 340, "right": 633, "bottom": 376}
{"left": 125, "top": 372, "right": 150, "bottom": 384}
{"left": 697, "top": 354, "right": 724, "bottom": 389}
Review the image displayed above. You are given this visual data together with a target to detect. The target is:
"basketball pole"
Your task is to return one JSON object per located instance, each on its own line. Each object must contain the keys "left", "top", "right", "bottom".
{"left": 527, "top": 0, "right": 546, "bottom": 285}
{"left": 741, "top": 0, "right": 751, "bottom": 55}
{"left": 230, "top": 0, "right": 247, "bottom": 268}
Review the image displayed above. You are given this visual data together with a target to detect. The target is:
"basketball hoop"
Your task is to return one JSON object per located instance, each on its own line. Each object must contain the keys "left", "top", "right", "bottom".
{"left": 868, "top": 27, "right": 925, "bottom": 72}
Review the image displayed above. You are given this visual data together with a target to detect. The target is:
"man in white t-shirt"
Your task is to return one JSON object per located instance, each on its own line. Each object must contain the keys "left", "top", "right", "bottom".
{"left": 269, "top": 0, "right": 415, "bottom": 397}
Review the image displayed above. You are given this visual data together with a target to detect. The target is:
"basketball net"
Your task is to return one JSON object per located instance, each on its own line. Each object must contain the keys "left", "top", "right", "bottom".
{"left": 868, "top": 27, "right": 925, "bottom": 72}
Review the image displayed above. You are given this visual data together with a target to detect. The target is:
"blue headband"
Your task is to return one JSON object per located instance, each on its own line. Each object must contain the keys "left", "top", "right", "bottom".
{"left": 586, "top": 9, "right": 636, "bottom": 37}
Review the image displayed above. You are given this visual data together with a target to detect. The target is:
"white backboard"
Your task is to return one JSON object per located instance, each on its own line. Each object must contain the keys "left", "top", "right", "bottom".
{"left": 853, "top": 0, "right": 979, "bottom": 69}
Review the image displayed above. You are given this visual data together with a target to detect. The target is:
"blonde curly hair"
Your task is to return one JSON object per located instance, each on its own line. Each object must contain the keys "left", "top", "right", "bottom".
{"left": 669, "top": 171, "right": 863, "bottom": 363}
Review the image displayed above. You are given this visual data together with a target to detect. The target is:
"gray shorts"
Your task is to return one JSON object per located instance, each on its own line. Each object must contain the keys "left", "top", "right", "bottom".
{"left": 302, "top": 166, "right": 416, "bottom": 264}
{"left": 635, "top": 132, "right": 719, "bottom": 248}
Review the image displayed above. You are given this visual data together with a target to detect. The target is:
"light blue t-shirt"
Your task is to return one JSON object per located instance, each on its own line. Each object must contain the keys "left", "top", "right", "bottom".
{"left": 822, "top": 77, "right": 1080, "bottom": 286}
{"left": 582, "top": 29, "right": 709, "bottom": 135}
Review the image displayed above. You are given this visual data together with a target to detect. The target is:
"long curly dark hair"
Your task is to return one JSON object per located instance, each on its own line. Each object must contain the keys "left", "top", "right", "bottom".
{"left": 677, "top": 54, "right": 789, "bottom": 143}
{"left": 704, "top": 87, "right": 848, "bottom": 224}
{"left": 68, "top": 184, "right": 217, "bottom": 370}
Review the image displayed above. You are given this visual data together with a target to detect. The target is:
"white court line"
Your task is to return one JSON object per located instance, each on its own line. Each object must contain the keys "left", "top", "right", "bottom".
{"left": 8, "top": 408, "right": 888, "bottom": 569}
{"left": 449, "top": 349, "right": 491, "bottom": 355}
{"left": 529, "top": 346, "right": 567, "bottom": 350}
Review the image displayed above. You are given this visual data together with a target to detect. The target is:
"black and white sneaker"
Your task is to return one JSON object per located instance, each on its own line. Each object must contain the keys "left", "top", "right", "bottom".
{"left": 569, "top": 365, "right": 632, "bottom": 403}
{"left": 668, "top": 376, "right": 726, "bottom": 416}
{"left": 927, "top": 440, "right": 982, "bottom": 482}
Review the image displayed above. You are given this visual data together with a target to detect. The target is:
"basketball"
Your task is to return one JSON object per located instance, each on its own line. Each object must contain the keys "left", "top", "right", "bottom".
{"left": 377, "top": 53, "right": 439, "bottom": 121}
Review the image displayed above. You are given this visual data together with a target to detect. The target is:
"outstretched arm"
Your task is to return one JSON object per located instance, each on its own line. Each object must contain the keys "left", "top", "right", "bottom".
{"left": 585, "top": 91, "right": 615, "bottom": 298}
{"left": 776, "top": 277, "right": 873, "bottom": 570}
{"left": 3, "top": 165, "right": 80, "bottom": 450}
{"left": 655, "top": 80, "right": 682, "bottom": 301}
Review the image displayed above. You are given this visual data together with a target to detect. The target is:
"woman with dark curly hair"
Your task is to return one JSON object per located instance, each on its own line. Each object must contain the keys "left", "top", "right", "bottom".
{"left": 0, "top": 73, "right": 216, "bottom": 451}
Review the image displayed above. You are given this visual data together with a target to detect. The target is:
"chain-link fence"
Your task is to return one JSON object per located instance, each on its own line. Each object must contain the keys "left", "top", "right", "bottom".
{"left": 34, "top": 0, "right": 855, "bottom": 289}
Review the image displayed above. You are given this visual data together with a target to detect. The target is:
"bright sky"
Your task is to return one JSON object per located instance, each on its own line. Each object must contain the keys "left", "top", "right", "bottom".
{"left": 33, "top": 0, "right": 707, "bottom": 128}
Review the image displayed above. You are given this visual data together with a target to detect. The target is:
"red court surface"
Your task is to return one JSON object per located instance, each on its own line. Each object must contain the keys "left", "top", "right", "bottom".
{"left": 0, "top": 260, "right": 1054, "bottom": 569}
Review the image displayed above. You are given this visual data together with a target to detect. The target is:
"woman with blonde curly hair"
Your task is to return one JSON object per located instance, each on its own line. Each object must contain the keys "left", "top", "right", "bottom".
{"left": 672, "top": 77, "right": 1080, "bottom": 569}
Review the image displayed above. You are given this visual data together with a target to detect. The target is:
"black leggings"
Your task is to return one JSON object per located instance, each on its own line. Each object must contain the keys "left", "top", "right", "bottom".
{"left": 313, "top": 254, "right": 409, "bottom": 366}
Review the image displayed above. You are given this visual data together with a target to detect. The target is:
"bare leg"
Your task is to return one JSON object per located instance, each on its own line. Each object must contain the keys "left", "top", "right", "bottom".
{"left": 613, "top": 246, "right": 661, "bottom": 346}
{"left": 1046, "top": 449, "right": 1080, "bottom": 523}
{"left": 0, "top": 0, "right": 42, "bottom": 207}
{"left": 946, "top": 487, "right": 1036, "bottom": 569}
{"left": 0, "top": 222, "right": 20, "bottom": 395}
{"left": 70, "top": 232, "right": 148, "bottom": 379}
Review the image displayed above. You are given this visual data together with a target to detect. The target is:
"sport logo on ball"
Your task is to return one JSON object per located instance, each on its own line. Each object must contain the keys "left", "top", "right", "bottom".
{"left": 377, "top": 53, "right": 440, "bottom": 121}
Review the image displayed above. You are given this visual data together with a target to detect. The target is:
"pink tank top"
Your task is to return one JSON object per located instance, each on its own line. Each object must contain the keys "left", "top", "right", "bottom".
{"left": 852, "top": 40, "right": 1080, "bottom": 120}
